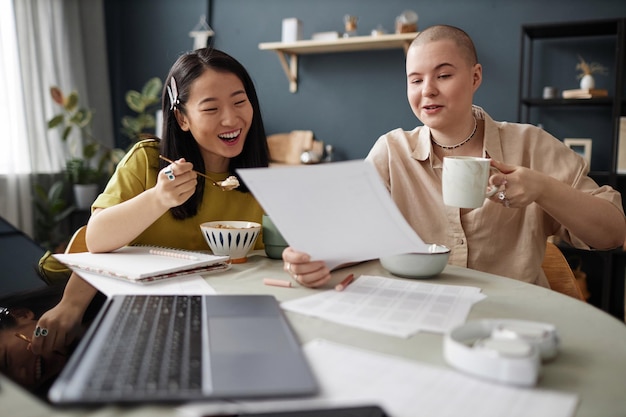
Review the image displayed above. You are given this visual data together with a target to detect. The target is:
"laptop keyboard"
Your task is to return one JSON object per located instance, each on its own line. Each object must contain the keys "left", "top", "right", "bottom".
{"left": 83, "top": 295, "right": 204, "bottom": 398}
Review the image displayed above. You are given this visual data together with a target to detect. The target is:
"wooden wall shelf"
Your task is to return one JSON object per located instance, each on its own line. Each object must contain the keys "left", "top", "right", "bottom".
{"left": 259, "top": 32, "right": 418, "bottom": 92}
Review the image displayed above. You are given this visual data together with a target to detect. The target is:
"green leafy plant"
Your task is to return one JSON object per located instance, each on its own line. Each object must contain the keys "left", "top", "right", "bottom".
{"left": 47, "top": 87, "right": 125, "bottom": 184}
{"left": 33, "top": 180, "right": 75, "bottom": 252}
{"left": 121, "top": 77, "right": 163, "bottom": 142}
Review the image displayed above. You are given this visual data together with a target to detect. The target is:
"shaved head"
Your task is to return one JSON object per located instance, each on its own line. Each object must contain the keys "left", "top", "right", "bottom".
{"left": 410, "top": 25, "right": 478, "bottom": 66}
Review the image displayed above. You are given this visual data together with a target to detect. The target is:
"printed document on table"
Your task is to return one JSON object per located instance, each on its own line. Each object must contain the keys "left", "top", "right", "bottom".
{"left": 238, "top": 160, "right": 429, "bottom": 270}
{"left": 281, "top": 275, "right": 486, "bottom": 337}
{"left": 179, "top": 339, "right": 578, "bottom": 417}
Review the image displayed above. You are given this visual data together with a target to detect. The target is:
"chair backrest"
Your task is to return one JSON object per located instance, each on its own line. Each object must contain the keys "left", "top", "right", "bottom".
{"left": 541, "top": 241, "right": 585, "bottom": 301}
{"left": 65, "top": 225, "right": 88, "bottom": 254}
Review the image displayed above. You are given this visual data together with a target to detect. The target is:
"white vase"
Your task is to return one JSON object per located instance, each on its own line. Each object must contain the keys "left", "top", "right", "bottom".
{"left": 580, "top": 74, "right": 595, "bottom": 90}
{"left": 73, "top": 183, "right": 99, "bottom": 210}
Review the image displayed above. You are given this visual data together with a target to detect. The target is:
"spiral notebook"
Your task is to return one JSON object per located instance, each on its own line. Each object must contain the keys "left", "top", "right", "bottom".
{"left": 53, "top": 246, "right": 230, "bottom": 283}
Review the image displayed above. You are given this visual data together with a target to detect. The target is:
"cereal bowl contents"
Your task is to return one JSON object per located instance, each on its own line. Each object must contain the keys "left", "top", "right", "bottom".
{"left": 200, "top": 221, "right": 261, "bottom": 263}
{"left": 218, "top": 176, "right": 240, "bottom": 191}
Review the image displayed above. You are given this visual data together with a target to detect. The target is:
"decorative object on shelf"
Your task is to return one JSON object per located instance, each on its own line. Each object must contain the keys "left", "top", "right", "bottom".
{"left": 267, "top": 130, "right": 325, "bottom": 165}
{"left": 564, "top": 138, "right": 592, "bottom": 168}
{"left": 343, "top": 15, "right": 358, "bottom": 37}
{"left": 576, "top": 54, "right": 608, "bottom": 90}
{"left": 542, "top": 86, "right": 557, "bottom": 99}
{"left": 561, "top": 88, "right": 608, "bottom": 99}
{"left": 311, "top": 31, "right": 340, "bottom": 41}
{"left": 323, "top": 144, "right": 335, "bottom": 163}
{"left": 395, "top": 10, "right": 418, "bottom": 33}
{"left": 282, "top": 18, "right": 302, "bottom": 43}
{"left": 189, "top": 15, "right": 214, "bottom": 50}
{"left": 371, "top": 25, "right": 386, "bottom": 36}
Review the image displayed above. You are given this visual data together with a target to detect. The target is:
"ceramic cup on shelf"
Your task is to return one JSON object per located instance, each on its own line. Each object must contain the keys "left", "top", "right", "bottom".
{"left": 442, "top": 156, "right": 499, "bottom": 209}
{"left": 542, "top": 86, "right": 558, "bottom": 99}
{"left": 262, "top": 214, "right": 289, "bottom": 259}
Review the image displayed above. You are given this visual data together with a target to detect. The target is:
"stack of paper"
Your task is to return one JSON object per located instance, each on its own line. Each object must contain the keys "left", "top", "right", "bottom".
{"left": 281, "top": 275, "right": 486, "bottom": 338}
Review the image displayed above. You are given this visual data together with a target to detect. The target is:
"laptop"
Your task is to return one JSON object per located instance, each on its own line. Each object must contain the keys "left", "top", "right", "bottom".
{"left": 48, "top": 294, "right": 318, "bottom": 404}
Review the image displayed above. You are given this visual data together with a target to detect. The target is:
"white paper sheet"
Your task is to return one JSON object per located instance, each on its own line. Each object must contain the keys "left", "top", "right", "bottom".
{"left": 280, "top": 275, "right": 486, "bottom": 337}
{"left": 178, "top": 339, "right": 578, "bottom": 417}
{"left": 74, "top": 270, "right": 216, "bottom": 296}
{"left": 238, "top": 160, "right": 429, "bottom": 269}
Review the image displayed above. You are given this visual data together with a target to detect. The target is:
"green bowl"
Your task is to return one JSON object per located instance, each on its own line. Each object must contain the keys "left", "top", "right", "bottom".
{"left": 264, "top": 244, "right": 288, "bottom": 260}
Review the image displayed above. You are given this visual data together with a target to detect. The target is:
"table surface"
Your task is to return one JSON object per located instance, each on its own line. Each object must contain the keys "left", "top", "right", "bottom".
{"left": 3, "top": 252, "right": 626, "bottom": 417}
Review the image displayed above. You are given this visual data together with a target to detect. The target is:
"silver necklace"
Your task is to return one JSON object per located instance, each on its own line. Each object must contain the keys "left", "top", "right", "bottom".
{"left": 431, "top": 117, "right": 477, "bottom": 151}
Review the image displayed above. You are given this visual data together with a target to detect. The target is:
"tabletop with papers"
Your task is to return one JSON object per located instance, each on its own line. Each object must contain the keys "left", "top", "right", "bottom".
{"left": 4, "top": 251, "right": 624, "bottom": 416}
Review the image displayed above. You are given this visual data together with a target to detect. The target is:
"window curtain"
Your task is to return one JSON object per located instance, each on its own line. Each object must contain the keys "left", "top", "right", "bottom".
{"left": 0, "top": 0, "right": 33, "bottom": 234}
{"left": 0, "top": 0, "right": 113, "bottom": 237}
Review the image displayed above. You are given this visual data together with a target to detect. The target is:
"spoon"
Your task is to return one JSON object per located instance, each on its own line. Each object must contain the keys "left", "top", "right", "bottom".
{"left": 158, "top": 155, "right": 240, "bottom": 191}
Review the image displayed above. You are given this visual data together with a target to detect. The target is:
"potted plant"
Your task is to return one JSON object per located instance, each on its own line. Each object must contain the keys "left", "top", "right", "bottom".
{"left": 47, "top": 87, "right": 125, "bottom": 209}
{"left": 33, "top": 180, "right": 75, "bottom": 252}
{"left": 576, "top": 55, "right": 608, "bottom": 90}
{"left": 121, "top": 77, "right": 163, "bottom": 142}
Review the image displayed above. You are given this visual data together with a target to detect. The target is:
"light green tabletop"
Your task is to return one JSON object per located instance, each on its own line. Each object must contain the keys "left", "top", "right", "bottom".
{"left": 3, "top": 252, "right": 625, "bottom": 417}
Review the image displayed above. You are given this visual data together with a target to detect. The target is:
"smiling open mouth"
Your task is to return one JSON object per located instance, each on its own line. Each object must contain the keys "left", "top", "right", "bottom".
{"left": 218, "top": 129, "right": 241, "bottom": 143}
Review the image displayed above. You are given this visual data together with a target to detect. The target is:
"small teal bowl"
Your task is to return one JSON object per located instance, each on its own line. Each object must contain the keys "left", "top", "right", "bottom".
{"left": 200, "top": 221, "right": 261, "bottom": 263}
{"left": 380, "top": 244, "right": 451, "bottom": 279}
{"left": 262, "top": 215, "right": 288, "bottom": 259}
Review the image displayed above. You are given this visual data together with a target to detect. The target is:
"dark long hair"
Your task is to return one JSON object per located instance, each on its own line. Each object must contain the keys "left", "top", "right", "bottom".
{"left": 160, "top": 48, "right": 270, "bottom": 219}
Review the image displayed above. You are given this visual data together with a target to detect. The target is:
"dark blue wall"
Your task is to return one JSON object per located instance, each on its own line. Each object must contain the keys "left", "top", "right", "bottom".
{"left": 105, "top": 0, "right": 626, "bottom": 164}
{"left": 104, "top": 0, "right": 208, "bottom": 149}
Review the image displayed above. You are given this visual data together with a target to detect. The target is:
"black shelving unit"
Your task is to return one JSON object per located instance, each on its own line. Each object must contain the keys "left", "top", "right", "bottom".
{"left": 518, "top": 18, "right": 626, "bottom": 320}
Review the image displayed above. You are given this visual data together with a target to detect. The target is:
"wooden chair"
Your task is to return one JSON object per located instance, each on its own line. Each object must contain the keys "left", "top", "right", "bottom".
{"left": 65, "top": 225, "right": 88, "bottom": 254}
{"left": 541, "top": 241, "right": 586, "bottom": 301}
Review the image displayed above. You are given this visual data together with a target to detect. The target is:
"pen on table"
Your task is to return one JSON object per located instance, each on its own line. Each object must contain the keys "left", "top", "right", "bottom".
{"left": 335, "top": 273, "right": 355, "bottom": 292}
{"left": 15, "top": 332, "right": 31, "bottom": 343}
{"left": 263, "top": 278, "right": 293, "bottom": 288}
{"left": 15, "top": 332, "right": 67, "bottom": 357}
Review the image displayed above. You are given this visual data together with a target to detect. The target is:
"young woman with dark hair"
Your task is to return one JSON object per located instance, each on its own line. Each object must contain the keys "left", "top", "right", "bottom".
{"left": 87, "top": 47, "right": 270, "bottom": 250}
{"left": 32, "top": 48, "right": 270, "bottom": 362}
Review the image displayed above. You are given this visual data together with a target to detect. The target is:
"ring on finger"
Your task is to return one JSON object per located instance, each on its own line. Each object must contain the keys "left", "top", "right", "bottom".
{"left": 164, "top": 167, "right": 175, "bottom": 181}
{"left": 285, "top": 262, "right": 300, "bottom": 281}
{"left": 498, "top": 191, "right": 506, "bottom": 201}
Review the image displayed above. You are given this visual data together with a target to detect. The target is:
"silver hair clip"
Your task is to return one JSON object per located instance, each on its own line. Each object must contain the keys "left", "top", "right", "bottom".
{"left": 167, "top": 77, "right": 180, "bottom": 110}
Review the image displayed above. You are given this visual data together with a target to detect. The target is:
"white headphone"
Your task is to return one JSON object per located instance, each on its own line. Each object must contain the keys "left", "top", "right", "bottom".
{"left": 443, "top": 319, "right": 559, "bottom": 387}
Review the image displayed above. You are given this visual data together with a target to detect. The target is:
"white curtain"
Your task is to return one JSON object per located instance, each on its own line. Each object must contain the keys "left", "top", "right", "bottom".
{"left": 0, "top": 0, "right": 33, "bottom": 235}
{"left": 0, "top": 0, "right": 113, "bottom": 237}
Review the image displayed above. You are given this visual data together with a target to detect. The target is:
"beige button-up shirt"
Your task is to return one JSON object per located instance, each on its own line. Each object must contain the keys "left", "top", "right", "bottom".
{"left": 366, "top": 106, "right": 624, "bottom": 286}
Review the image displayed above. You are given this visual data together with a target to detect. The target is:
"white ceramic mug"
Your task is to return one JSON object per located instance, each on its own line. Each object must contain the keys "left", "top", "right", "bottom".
{"left": 442, "top": 156, "right": 498, "bottom": 208}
